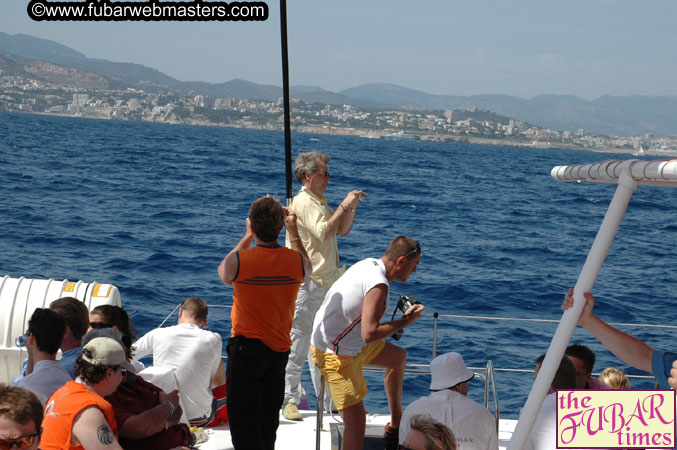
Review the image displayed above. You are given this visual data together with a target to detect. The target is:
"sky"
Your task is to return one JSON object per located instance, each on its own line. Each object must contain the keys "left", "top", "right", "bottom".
{"left": 1, "top": 0, "right": 676, "bottom": 100}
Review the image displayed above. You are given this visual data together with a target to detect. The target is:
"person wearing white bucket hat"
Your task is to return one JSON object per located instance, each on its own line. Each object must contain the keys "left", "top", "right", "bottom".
{"left": 399, "top": 352, "right": 498, "bottom": 450}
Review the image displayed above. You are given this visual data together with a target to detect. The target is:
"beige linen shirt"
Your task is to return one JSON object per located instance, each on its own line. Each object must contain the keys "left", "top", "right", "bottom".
{"left": 286, "top": 186, "right": 344, "bottom": 287}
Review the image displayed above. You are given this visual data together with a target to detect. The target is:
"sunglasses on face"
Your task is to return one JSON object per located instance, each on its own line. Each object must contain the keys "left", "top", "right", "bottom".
{"left": 317, "top": 171, "right": 330, "bottom": 178}
{"left": 0, "top": 431, "right": 40, "bottom": 449}
{"left": 89, "top": 322, "right": 113, "bottom": 329}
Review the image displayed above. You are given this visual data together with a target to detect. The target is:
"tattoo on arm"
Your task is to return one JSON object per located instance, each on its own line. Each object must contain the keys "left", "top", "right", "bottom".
{"left": 97, "top": 424, "right": 116, "bottom": 445}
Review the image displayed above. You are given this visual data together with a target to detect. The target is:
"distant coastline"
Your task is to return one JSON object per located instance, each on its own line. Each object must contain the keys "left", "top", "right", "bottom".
{"left": 8, "top": 109, "right": 657, "bottom": 157}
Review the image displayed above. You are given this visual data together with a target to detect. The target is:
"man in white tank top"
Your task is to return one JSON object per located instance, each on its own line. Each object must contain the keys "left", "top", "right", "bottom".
{"left": 311, "top": 236, "right": 424, "bottom": 450}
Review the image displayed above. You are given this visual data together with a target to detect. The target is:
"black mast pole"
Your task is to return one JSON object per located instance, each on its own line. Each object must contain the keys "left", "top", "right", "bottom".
{"left": 280, "top": 0, "right": 293, "bottom": 204}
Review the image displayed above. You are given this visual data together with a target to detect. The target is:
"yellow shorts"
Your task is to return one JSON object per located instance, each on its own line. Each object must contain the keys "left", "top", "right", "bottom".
{"left": 310, "top": 340, "right": 386, "bottom": 410}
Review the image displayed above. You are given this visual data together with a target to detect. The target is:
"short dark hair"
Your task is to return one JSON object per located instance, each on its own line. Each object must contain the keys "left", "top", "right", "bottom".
{"left": 565, "top": 344, "right": 596, "bottom": 374}
{"left": 0, "top": 384, "right": 43, "bottom": 432}
{"left": 248, "top": 196, "right": 285, "bottom": 243}
{"left": 384, "top": 236, "right": 420, "bottom": 261}
{"left": 534, "top": 354, "right": 577, "bottom": 390}
{"left": 50, "top": 297, "right": 90, "bottom": 342}
{"left": 181, "top": 297, "right": 208, "bottom": 323}
{"left": 28, "top": 308, "right": 66, "bottom": 355}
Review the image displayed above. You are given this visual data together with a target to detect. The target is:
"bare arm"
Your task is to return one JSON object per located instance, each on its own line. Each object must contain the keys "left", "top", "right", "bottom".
{"left": 72, "top": 406, "right": 123, "bottom": 450}
{"left": 284, "top": 206, "right": 313, "bottom": 281}
{"left": 324, "top": 190, "right": 366, "bottom": 238}
{"left": 562, "top": 289, "right": 653, "bottom": 373}
{"left": 218, "top": 218, "right": 255, "bottom": 285}
{"left": 118, "top": 390, "right": 180, "bottom": 439}
{"left": 360, "top": 284, "right": 424, "bottom": 343}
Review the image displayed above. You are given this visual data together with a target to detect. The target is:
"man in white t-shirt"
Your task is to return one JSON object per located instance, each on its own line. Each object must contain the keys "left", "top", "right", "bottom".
{"left": 399, "top": 352, "right": 498, "bottom": 450}
{"left": 311, "top": 236, "right": 425, "bottom": 450}
{"left": 526, "top": 354, "right": 577, "bottom": 450}
{"left": 133, "top": 297, "right": 227, "bottom": 426}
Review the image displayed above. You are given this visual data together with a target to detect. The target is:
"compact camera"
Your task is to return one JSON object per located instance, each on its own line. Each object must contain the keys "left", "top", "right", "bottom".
{"left": 391, "top": 295, "right": 422, "bottom": 341}
{"left": 396, "top": 295, "right": 421, "bottom": 314}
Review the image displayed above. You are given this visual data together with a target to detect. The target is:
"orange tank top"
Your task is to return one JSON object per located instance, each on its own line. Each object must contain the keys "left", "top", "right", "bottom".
{"left": 231, "top": 245, "right": 305, "bottom": 352}
{"left": 41, "top": 380, "right": 118, "bottom": 450}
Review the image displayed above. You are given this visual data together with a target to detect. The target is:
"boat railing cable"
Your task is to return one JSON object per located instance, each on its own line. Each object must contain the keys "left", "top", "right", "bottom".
{"left": 434, "top": 312, "right": 677, "bottom": 329}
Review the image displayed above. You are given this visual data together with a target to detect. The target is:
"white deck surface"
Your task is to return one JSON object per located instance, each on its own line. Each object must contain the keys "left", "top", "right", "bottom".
{"left": 195, "top": 410, "right": 516, "bottom": 450}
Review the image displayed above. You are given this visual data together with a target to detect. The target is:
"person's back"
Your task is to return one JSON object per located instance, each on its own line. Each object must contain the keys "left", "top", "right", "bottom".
{"left": 15, "top": 308, "right": 72, "bottom": 405}
{"left": 399, "top": 353, "right": 497, "bottom": 450}
{"left": 134, "top": 316, "right": 222, "bottom": 421}
{"left": 527, "top": 355, "right": 577, "bottom": 450}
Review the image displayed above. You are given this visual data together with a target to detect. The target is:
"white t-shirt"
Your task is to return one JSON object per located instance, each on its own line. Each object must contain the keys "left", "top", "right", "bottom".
{"left": 527, "top": 393, "right": 558, "bottom": 450}
{"left": 133, "top": 323, "right": 222, "bottom": 420}
{"left": 399, "top": 389, "right": 498, "bottom": 450}
{"left": 311, "top": 258, "right": 389, "bottom": 356}
{"left": 16, "top": 359, "right": 71, "bottom": 405}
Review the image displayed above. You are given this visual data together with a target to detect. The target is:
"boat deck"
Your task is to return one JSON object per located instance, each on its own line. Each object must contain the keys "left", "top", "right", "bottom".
{"left": 195, "top": 410, "right": 517, "bottom": 450}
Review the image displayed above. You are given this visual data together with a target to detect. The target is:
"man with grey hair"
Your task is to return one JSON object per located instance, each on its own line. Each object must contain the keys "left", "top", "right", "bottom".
{"left": 282, "top": 150, "right": 366, "bottom": 420}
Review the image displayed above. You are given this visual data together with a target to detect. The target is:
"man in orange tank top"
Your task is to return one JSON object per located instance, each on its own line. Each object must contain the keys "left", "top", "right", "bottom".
{"left": 218, "top": 196, "right": 312, "bottom": 450}
{"left": 40, "top": 337, "right": 135, "bottom": 450}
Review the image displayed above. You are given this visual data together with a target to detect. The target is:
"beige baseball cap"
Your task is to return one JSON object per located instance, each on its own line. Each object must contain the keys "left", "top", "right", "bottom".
{"left": 81, "top": 337, "right": 136, "bottom": 373}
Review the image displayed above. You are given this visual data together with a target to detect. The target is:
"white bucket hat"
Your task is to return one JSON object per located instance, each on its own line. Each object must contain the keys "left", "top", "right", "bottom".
{"left": 429, "top": 352, "right": 474, "bottom": 390}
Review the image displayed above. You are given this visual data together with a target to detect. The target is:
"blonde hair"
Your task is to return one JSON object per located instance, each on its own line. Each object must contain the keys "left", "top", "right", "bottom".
{"left": 600, "top": 367, "right": 631, "bottom": 389}
{"left": 409, "top": 414, "right": 457, "bottom": 450}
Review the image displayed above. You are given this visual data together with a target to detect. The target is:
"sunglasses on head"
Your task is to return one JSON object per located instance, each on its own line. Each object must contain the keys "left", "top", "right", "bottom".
{"left": 403, "top": 241, "right": 421, "bottom": 258}
{"left": 0, "top": 431, "right": 40, "bottom": 450}
{"left": 89, "top": 322, "right": 113, "bottom": 329}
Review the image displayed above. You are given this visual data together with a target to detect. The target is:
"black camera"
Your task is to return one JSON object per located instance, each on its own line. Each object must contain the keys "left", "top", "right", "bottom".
{"left": 396, "top": 295, "right": 421, "bottom": 314}
{"left": 391, "top": 295, "right": 422, "bottom": 341}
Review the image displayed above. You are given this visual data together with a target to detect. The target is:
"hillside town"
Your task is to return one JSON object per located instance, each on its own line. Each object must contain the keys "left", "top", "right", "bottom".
{"left": 3, "top": 72, "right": 677, "bottom": 155}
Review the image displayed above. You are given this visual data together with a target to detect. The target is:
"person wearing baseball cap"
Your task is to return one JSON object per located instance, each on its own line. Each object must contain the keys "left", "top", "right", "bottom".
{"left": 40, "top": 337, "right": 135, "bottom": 450}
{"left": 399, "top": 352, "right": 498, "bottom": 450}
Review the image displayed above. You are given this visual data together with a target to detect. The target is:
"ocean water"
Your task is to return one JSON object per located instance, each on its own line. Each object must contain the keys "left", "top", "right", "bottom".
{"left": 1, "top": 111, "right": 676, "bottom": 417}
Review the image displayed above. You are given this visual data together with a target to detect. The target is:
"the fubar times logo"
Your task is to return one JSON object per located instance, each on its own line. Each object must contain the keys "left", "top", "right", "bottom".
{"left": 556, "top": 390, "right": 676, "bottom": 448}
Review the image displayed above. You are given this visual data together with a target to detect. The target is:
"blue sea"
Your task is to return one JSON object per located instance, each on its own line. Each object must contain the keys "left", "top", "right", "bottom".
{"left": 1, "top": 111, "right": 676, "bottom": 418}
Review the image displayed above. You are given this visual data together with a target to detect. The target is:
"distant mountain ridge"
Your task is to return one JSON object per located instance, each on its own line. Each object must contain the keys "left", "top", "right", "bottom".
{"left": 1, "top": 31, "right": 677, "bottom": 137}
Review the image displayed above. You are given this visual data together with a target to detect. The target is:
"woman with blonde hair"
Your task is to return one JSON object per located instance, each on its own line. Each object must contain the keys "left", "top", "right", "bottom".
{"left": 600, "top": 367, "right": 631, "bottom": 389}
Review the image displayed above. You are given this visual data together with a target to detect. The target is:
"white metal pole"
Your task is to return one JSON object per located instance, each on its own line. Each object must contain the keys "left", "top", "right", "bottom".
{"left": 508, "top": 170, "right": 640, "bottom": 450}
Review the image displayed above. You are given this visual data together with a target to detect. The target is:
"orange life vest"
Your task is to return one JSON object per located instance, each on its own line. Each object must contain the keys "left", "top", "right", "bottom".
{"left": 41, "top": 380, "right": 118, "bottom": 450}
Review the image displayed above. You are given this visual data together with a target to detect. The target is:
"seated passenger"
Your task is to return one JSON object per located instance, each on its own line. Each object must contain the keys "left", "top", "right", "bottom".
{"left": 40, "top": 337, "right": 134, "bottom": 450}
{"left": 13, "top": 297, "right": 88, "bottom": 384}
{"left": 527, "top": 354, "right": 577, "bottom": 450}
{"left": 565, "top": 343, "right": 607, "bottom": 389}
{"left": 133, "top": 297, "right": 227, "bottom": 427}
{"left": 88, "top": 305, "right": 144, "bottom": 372}
{"left": 0, "top": 384, "right": 43, "bottom": 450}
{"left": 599, "top": 367, "right": 631, "bottom": 389}
{"left": 84, "top": 329, "right": 192, "bottom": 450}
{"left": 14, "top": 308, "right": 72, "bottom": 405}
{"left": 401, "top": 414, "right": 457, "bottom": 450}
{"left": 399, "top": 352, "right": 497, "bottom": 450}
{"left": 50, "top": 297, "right": 90, "bottom": 379}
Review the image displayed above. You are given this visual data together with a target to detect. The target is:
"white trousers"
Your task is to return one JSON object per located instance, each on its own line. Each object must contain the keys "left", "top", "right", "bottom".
{"left": 283, "top": 278, "right": 332, "bottom": 410}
